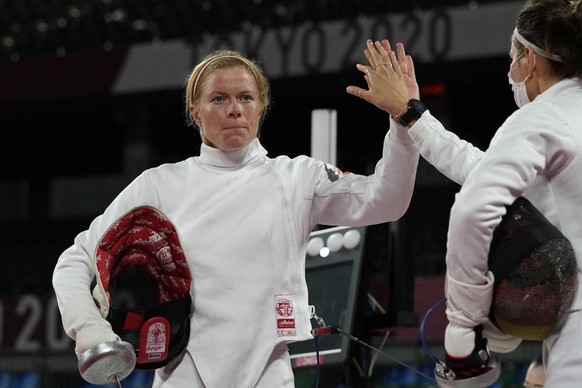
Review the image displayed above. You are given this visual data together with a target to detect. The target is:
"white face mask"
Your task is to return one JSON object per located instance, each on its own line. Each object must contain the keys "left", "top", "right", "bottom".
{"left": 507, "top": 52, "right": 534, "bottom": 108}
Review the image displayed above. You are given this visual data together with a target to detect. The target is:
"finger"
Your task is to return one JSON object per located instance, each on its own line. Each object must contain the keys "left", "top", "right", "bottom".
{"left": 356, "top": 63, "right": 372, "bottom": 76}
{"left": 396, "top": 42, "right": 408, "bottom": 73}
{"left": 364, "top": 39, "right": 378, "bottom": 69}
{"left": 367, "top": 39, "right": 383, "bottom": 68}
{"left": 363, "top": 72, "right": 371, "bottom": 89}
{"left": 406, "top": 55, "right": 416, "bottom": 80}
{"left": 375, "top": 40, "right": 391, "bottom": 60}
{"left": 388, "top": 50, "right": 401, "bottom": 74}
{"left": 345, "top": 86, "right": 366, "bottom": 99}
{"left": 381, "top": 39, "right": 392, "bottom": 54}
{"left": 363, "top": 47, "right": 375, "bottom": 68}
{"left": 374, "top": 40, "right": 393, "bottom": 70}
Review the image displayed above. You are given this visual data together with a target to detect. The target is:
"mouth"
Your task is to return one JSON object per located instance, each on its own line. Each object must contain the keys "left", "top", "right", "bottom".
{"left": 223, "top": 126, "right": 246, "bottom": 131}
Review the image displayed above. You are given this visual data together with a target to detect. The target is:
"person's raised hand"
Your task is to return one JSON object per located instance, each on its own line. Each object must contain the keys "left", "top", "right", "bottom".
{"left": 394, "top": 41, "right": 420, "bottom": 101}
{"left": 346, "top": 39, "right": 417, "bottom": 119}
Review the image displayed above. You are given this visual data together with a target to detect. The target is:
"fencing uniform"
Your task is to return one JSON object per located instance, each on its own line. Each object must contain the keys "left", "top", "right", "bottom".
{"left": 53, "top": 129, "right": 419, "bottom": 388}
{"left": 405, "top": 77, "right": 582, "bottom": 386}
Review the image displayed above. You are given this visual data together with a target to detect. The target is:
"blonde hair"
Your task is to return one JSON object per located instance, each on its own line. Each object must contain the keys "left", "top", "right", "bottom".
{"left": 184, "top": 50, "right": 271, "bottom": 128}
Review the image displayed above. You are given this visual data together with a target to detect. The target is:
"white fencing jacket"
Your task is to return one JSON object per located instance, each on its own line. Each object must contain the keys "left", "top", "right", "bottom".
{"left": 53, "top": 129, "right": 419, "bottom": 388}
{"left": 406, "top": 77, "right": 582, "bottom": 328}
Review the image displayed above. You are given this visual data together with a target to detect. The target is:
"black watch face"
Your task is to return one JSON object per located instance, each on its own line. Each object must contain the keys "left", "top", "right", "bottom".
{"left": 409, "top": 99, "right": 427, "bottom": 114}
{"left": 399, "top": 99, "right": 426, "bottom": 126}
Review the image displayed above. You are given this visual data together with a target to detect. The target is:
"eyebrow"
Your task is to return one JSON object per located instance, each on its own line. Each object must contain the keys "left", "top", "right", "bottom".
{"left": 209, "top": 89, "right": 255, "bottom": 96}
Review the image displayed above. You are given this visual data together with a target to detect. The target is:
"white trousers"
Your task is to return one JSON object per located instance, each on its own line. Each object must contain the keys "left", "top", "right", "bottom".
{"left": 152, "top": 346, "right": 295, "bottom": 388}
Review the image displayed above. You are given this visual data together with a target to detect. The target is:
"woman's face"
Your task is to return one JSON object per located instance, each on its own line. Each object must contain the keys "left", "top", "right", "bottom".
{"left": 191, "top": 67, "right": 263, "bottom": 151}
{"left": 523, "top": 363, "right": 544, "bottom": 388}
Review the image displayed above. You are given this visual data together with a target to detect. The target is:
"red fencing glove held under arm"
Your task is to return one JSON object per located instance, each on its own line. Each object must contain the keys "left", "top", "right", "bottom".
{"left": 61, "top": 292, "right": 121, "bottom": 357}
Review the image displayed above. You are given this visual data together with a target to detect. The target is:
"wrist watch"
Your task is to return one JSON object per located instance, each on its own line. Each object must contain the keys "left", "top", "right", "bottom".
{"left": 397, "top": 99, "right": 427, "bottom": 126}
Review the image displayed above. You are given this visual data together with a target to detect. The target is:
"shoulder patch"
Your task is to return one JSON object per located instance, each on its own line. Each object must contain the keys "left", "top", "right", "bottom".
{"left": 324, "top": 163, "right": 345, "bottom": 182}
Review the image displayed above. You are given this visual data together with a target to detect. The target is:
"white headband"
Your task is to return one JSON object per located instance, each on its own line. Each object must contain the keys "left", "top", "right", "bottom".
{"left": 513, "top": 28, "right": 563, "bottom": 62}
{"left": 191, "top": 55, "right": 255, "bottom": 103}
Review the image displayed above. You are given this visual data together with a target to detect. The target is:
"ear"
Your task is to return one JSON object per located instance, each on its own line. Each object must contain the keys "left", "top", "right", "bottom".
{"left": 524, "top": 47, "right": 536, "bottom": 71}
{"left": 189, "top": 104, "right": 201, "bottom": 127}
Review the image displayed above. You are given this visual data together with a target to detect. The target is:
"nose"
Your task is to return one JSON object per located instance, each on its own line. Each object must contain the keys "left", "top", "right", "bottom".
{"left": 228, "top": 100, "right": 242, "bottom": 118}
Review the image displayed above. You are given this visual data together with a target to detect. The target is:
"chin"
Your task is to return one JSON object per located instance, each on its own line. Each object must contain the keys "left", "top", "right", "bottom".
{"left": 222, "top": 137, "right": 253, "bottom": 151}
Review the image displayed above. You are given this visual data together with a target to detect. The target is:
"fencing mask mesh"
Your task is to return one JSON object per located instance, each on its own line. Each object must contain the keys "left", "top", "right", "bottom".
{"left": 95, "top": 206, "right": 192, "bottom": 369}
{"left": 488, "top": 197, "right": 577, "bottom": 341}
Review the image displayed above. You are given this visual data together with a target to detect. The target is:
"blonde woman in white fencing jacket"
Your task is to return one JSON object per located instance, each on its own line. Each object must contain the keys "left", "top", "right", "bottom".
{"left": 52, "top": 49, "right": 420, "bottom": 388}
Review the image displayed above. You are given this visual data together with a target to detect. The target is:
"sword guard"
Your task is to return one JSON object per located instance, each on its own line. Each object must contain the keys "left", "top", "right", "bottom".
{"left": 434, "top": 355, "right": 500, "bottom": 388}
{"left": 78, "top": 340, "right": 136, "bottom": 385}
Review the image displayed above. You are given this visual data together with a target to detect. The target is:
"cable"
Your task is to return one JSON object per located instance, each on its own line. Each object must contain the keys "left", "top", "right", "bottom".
{"left": 310, "top": 308, "right": 438, "bottom": 384}
{"left": 314, "top": 335, "right": 321, "bottom": 388}
{"left": 419, "top": 297, "right": 447, "bottom": 364}
{"left": 419, "top": 297, "right": 456, "bottom": 381}
{"left": 351, "top": 356, "right": 365, "bottom": 377}
{"left": 310, "top": 311, "right": 327, "bottom": 388}
{"left": 368, "top": 330, "right": 390, "bottom": 376}
{"left": 330, "top": 326, "right": 436, "bottom": 382}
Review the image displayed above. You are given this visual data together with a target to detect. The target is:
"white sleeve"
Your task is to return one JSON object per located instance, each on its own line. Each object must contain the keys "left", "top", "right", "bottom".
{"left": 408, "top": 111, "right": 484, "bottom": 185}
{"left": 52, "top": 171, "right": 156, "bottom": 349}
{"left": 310, "top": 123, "right": 420, "bottom": 226}
{"left": 444, "top": 103, "right": 574, "bottom": 325}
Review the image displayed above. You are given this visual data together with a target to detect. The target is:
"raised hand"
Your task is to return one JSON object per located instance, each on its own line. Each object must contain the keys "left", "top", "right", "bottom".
{"left": 346, "top": 39, "right": 419, "bottom": 118}
{"left": 394, "top": 41, "right": 420, "bottom": 101}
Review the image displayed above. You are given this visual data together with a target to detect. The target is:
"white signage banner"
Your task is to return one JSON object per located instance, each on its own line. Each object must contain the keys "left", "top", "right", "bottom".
{"left": 114, "top": 1, "right": 522, "bottom": 93}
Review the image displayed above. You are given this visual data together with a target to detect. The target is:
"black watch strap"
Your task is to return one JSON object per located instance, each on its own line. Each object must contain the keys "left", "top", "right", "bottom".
{"left": 397, "top": 99, "right": 427, "bottom": 126}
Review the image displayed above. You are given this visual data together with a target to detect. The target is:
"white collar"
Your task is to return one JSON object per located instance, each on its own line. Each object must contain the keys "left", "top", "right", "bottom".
{"left": 199, "top": 138, "right": 267, "bottom": 169}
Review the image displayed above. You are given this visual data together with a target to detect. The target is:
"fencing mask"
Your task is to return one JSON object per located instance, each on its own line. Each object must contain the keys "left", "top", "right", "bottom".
{"left": 94, "top": 206, "right": 192, "bottom": 369}
{"left": 488, "top": 197, "right": 577, "bottom": 341}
